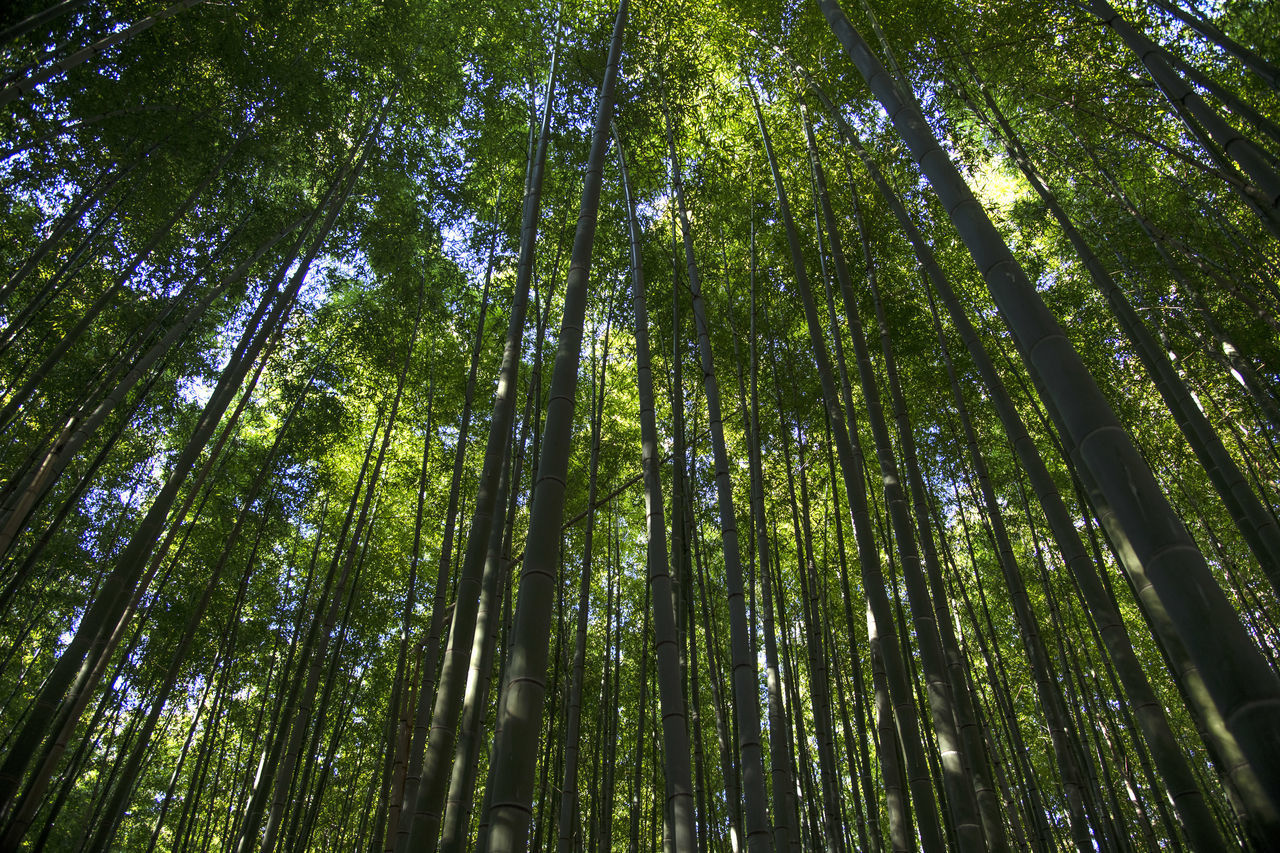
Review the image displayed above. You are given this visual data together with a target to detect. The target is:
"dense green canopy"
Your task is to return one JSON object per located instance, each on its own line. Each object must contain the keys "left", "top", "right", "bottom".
{"left": 0, "top": 0, "right": 1278, "bottom": 850}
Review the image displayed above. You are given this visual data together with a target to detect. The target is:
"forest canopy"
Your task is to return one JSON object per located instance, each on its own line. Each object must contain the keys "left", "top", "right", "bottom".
{"left": 0, "top": 0, "right": 1279, "bottom": 851}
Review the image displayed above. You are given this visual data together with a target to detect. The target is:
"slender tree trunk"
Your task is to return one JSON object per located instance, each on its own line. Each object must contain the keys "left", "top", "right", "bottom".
{"left": 752, "top": 84, "right": 944, "bottom": 852}
{"left": 1152, "top": 0, "right": 1280, "bottom": 89}
{"left": 1149, "top": 47, "right": 1280, "bottom": 150}
{"left": 383, "top": 414, "right": 434, "bottom": 853}
{"left": 258, "top": 378, "right": 398, "bottom": 853}
{"left": 0, "top": 0, "right": 91, "bottom": 48}
{"left": 629, "top": 578, "right": 653, "bottom": 853}
{"left": 816, "top": 0, "right": 1280, "bottom": 826}
{"left": 0, "top": 179, "right": 137, "bottom": 360}
{"left": 554, "top": 325, "right": 610, "bottom": 853}
{"left": 397, "top": 205, "right": 499, "bottom": 847}
{"left": 83, "top": 324, "right": 349, "bottom": 852}
{"left": 0, "top": 0, "right": 207, "bottom": 106}
{"left": 401, "top": 37, "right": 563, "bottom": 852}
{"left": 971, "top": 85, "right": 1280, "bottom": 598}
{"left": 812, "top": 73, "right": 1231, "bottom": 851}
{"left": 232, "top": 403, "right": 382, "bottom": 853}
{"left": 775, "top": 93, "right": 983, "bottom": 852}
{"left": 691, "top": 517, "right": 744, "bottom": 853}
{"left": 618, "top": 128, "right": 697, "bottom": 853}
{"left": 0, "top": 137, "right": 359, "bottom": 829}
{"left": 0, "top": 124, "right": 260, "bottom": 439}
{"left": 438, "top": 449, "right": 511, "bottom": 853}
{"left": 789, "top": 423, "right": 847, "bottom": 853}
{"left": 667, "top": 103, "right": 774, "bottom": 853}
{"left": 1081, "top": 0, "right": 1280, "bottom": 234}
{"left": 483, "top": 4, "right": 625, "bottom": 848}
{"left": 0, "top": 149, "right": 148, "bottom": 310}
{"left": 735, "top": 233, "right": 795, "bottom": 853}
{"left": 0, "top": 212, "right": 307, "bottom": 565}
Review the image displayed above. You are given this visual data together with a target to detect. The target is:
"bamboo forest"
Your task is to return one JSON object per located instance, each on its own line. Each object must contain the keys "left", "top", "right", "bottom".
{"left": 4, "top": 0, "right": 1280, "bottom": 849}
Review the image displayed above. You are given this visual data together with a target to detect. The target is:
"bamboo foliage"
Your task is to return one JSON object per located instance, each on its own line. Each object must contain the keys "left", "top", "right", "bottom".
{"left": 1, "top": 0, "right": 1278, "bottom": 850}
